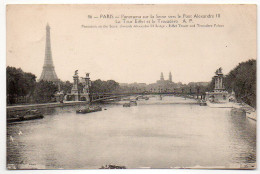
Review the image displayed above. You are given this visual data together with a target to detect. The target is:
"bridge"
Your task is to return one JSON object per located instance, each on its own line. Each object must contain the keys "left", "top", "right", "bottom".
{"left": 89, "top": 92, "right": 178, "bottom": 102}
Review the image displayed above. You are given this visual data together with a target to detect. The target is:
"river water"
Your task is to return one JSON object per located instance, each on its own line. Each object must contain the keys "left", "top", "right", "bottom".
{"left": 7, "top": 96, "right": 256, "bottom": 169}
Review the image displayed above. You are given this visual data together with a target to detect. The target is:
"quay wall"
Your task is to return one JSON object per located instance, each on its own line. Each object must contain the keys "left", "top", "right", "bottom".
{"left": 7, "top": 101, "right": 89, "bottom": 112}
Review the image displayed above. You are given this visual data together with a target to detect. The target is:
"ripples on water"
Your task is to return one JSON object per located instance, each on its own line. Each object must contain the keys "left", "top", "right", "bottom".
{"left": 7, "top": 96, "right": 256, "bottom": 169}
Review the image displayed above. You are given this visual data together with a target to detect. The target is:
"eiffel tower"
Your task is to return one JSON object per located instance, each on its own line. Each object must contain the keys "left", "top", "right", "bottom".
{"left": 39, "top": 24, "right": 59, "bottom": 82}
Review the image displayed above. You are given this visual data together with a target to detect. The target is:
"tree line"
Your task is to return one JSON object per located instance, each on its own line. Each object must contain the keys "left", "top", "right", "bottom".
{"left": 7, "top": 59, "right": 256, "bottom": 107}
{"left": 7, "top": 66, "right": 58, "bottom": 104}
{"left": 6, "top": 66, "right": 120, "bottom": 105}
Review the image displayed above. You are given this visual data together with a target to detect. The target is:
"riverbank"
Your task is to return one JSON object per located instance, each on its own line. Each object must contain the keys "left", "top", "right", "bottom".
{"left": 7, "top": 101, "right": 89, "bottom": 112}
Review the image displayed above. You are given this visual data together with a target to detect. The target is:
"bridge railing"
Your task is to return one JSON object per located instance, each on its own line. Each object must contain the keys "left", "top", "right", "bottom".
{"left": 89, "top": 91, "right": 205, "bottom": 102}
{"left": 90, "top": 92, "right": 177, "bottom": 96}
{"left": 89, "top": 92, "right": 180, "bottom": 102}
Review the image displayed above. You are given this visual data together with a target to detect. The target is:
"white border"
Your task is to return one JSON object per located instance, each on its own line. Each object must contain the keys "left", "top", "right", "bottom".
{"left": 1, "top": 0, "right": 259, "bottom": 174}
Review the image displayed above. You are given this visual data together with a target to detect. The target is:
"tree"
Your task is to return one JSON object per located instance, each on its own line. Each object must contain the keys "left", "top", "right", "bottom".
{"left": 207, "top": 77, "right": 215, "bottom": 92}
{"left": 224, "top": 59, "right": 256, "bottom": 107}
{"left": 7, "top": 66, "right": 36, "bottom": 104}
{"left": 106, "top": 80, "right": 120, "bottom": 93}
{"left": 33, "top": 80, "right": 58, "bottom": 103}
{"left": 90, "top": 79, "right": 120, "bottom": 93}
{"left": 60, "top": 81, "right": 73, "bottom": 94}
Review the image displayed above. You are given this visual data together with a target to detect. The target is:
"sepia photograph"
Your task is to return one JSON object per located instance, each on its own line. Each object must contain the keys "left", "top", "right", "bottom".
{"left": 5, "top": 4, "right": 256, "bottom": 170}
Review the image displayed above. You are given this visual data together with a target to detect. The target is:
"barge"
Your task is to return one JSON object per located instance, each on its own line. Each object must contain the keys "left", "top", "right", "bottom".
{"left": 7, "top": 110, "right": 44, "bottom": 123}
{"left": 123, "top": 100, "right": 137, "bottom": 107}
{"left": 76, "top": 106, "right": 102, "bottom": 114}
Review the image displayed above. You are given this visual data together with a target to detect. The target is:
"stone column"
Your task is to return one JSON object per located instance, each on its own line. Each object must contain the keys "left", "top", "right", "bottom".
{"left": 217, "top": 77, "right": 220, "bottom": 89}
{"left": 219, "top": 76, "right": 223, "bottom": 89}
{"left": 214, "top": 75, "right": 218, "bottom": 90}
{"left": 82, "top": 73, "right": 91, "bottom": 94}
{"left": 71, "top": 73, "right": 79, "bottom": 101}
{"left": 81, "top": 73, "right": 91, "bottom": 102}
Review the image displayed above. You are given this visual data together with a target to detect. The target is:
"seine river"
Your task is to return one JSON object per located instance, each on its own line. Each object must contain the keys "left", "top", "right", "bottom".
{"left": 7, "top": 96, "right": 256, "bottom": 169}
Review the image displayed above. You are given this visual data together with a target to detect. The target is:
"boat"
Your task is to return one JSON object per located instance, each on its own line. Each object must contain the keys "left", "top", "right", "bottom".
{"left": 123, "top": 100, "right": 137, "bottom": 107}
{"left": 100, "top": 164, "right": 126, "bottom": 169}
{"left": 136, "top": 95, "right": 149, "bottom": 100}
{"left": 130, "top": 100, "right": 137, "bottom": 106}
{"left": 123, "top": 103, "right": 131, "bottom": 107}
{"left": 199, "top": 100, "right": 207, "bottom": 106}
{"left": 7, "top": 110, "right": 44, "bottom": 123}
{"left": 121, "top": 97, "right": 131, "bottom": 101}
{"left": 76, "top": 106, "right": 102, "bottom": 114}
{"left": 246, "top": 110, "right": 257, "bottom": 121}
{"left": 206, "top": 101, "right": 235, "bottom": 108}
{"left": 231, "top": 108, "right": 246, "bottom": 116}
{"left": 100, "top": 98, "right": 121, "bottom": 104}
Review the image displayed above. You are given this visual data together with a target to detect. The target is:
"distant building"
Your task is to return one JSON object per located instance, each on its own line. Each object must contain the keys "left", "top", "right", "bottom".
{"left": 169, "top": 72, "right": 172, "bottom": 82}
{"left": 152, "top": 72, "right": 175, "bottom": 92}
{"left": 160, "top": 72, "right": 164, "bottom": 81}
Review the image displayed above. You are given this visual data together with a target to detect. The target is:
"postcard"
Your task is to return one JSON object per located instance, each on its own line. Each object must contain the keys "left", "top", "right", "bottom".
{"left": 6, "top": 4, "right": 256, "bottom": 169}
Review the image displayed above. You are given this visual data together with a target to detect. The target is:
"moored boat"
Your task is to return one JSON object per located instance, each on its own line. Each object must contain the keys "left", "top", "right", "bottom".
{"left": 123, "top": 103, "right": 131, "bottom": 107}
{"left": 76, "top": 106, "right": 102, "bottom": 114}
{"left": 206, "top": 101, "right": 235, "bottom": 108}
{"left": 198, "top": 99, "right": 207, "bottom": 106}
{"left": 7, "top": 110, "right": 44, "bottom": 123}
{"left": 199, "top": 102, "right": 207, "bottom": 106}
{"left": 123, "top": 100, "right": 137, "bottom": 107}
{"left": 246, "top": 111, "right": 257, "bottom": 121}
{"left": 136, "top": 95, "right": 149, "bottom": 100}
{"left": 231, "top": 108, "right": 246, "bottom": 116}
{"left": 130, "top": 100, "right": 137, "bottom": 106}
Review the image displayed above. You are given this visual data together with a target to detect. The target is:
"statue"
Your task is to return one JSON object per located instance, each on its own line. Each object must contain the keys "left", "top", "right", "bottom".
{"left": 215, "top": 67, "right": 223, "bottom": 75}
{"left": 218, "top": 67, "right": 222, "bottom": 74}
{"left": 215, "top": 69, "right": 218, "bottom": 75}
{"left": 74, "top": 70, "right": 78, "bottom": 76}
{"left": 86, "top": 73, "right": 90, "bottom": 78}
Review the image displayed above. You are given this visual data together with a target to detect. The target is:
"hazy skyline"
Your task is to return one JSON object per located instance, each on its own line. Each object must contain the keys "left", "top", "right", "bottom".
{"left": 6, "top": 5, "right": 256, "bottom": 84}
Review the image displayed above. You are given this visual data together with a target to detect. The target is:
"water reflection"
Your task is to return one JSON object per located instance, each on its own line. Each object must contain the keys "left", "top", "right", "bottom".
{"left": 7, "top": 96, "right": 256, "bottom": 169}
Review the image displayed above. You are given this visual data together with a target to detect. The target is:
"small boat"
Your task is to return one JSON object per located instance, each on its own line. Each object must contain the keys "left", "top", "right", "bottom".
{"left": 123, "top": 103, "right": 131, "bottom": 107}
{"left": 198, "top": 99, "right": 207, "bottom": 106}
{"left": 199, "top": 101, "right": 207, "bottom": 106}
{"left": 7, "top": 110, "right": 44, "bottom": 123}
{"left": 100, "top": 164, "right": 126, "bottom": 169}
{"left": 246, "top": 111, "right": 257, "bottom": 121}
{"left": 122, "top": 98, "right": 131, "bottom": 101}
{"left": 100, "top": 98, "right": 120, "bottom": 104}
{"left": 130, "top": 100, "right": 137, "bottom": 106}
{"left": 123, "top": 100, "right": 137, "bottom": 107}
{"left": 136, "top": 96, "right": 149, "bottom": 100}
{"left": 231, "top": 108, "right": 246, "bottom": 116}
{"left": 206, "top": 101, "right": 235, "bottom": 108}
{"left": 76, "top": 106, "right": 102, "bottom": 114}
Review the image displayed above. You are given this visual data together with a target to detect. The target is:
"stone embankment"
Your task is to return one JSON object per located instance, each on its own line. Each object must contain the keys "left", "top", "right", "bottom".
{"left": 7, "top": 101, "right": 88, "bottom": 112}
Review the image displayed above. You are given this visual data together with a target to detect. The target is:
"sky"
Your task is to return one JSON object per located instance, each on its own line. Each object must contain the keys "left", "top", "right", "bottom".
{"left": 6, "top": 4, "right": 256, "bottom": 84}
